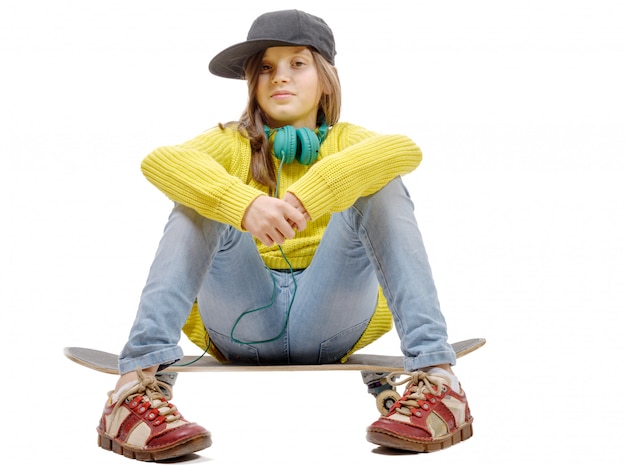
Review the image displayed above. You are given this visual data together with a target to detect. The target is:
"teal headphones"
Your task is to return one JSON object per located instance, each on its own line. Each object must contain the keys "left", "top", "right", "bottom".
{"left": 264, "top": 122, "right": 329, "bottom": 165}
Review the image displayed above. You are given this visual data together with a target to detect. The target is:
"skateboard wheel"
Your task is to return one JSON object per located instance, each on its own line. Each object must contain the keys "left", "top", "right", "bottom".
{"left": 375, "top": 389, "right": 400, "bottom": 415}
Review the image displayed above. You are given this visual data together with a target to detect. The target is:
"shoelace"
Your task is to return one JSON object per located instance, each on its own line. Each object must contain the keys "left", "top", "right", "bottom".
{"left": 112, "top": 368, "right": 181, "bottom": 424}
{"left": 386, "top": 371, "right": 447, "bottom": 417}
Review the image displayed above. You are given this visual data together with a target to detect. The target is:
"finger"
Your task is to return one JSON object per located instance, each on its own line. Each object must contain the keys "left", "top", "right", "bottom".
{"left": 284, "top": 209, "right": 307, "bottom": 232}
{"left": 270, "top": 229, "right": 286, "bottom": 245}
{"left": 293, "top": 215, "right": 308, "bottom": 231}
{"left": 276, "top": 221, "right": 295, "bottom": 241}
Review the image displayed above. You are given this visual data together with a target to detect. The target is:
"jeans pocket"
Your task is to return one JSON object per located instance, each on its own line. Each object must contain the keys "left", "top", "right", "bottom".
{"left": 206, "top": 329, "right": 260, "bottom": 364}
{"left": 318, "top": 319, "right": 370, "bottom": 364}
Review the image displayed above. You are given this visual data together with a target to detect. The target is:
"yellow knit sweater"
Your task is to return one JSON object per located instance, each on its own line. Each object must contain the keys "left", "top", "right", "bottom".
{"left": 141, "top": 122, "right": 422, "bottom": 360}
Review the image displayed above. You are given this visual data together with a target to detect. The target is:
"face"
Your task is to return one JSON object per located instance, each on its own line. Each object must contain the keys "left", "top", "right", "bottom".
{"left": 256, "top": 46, "right": 323, "bottom": 129}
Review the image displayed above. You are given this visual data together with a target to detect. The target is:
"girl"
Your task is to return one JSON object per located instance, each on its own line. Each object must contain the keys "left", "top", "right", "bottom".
{"left": 97, "top": 9, "right": 473, "bottom": 461}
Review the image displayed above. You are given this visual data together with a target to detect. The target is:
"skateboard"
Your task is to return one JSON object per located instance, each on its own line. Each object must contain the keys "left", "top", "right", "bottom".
{"left": 64, "top": 337, "right": 485, "bottom": 414}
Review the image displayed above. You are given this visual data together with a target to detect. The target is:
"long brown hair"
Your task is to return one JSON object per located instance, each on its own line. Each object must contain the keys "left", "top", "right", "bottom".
{"left": 234, "top": 48, "right": 342, "bottom": 193}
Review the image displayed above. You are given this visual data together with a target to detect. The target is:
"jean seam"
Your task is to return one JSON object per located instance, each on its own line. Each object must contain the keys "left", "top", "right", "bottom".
{"left": 346, "top": 203, "right": 407, "bottom": 340}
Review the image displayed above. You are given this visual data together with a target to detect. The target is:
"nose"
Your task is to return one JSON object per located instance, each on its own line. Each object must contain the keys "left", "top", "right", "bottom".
{"left": 271, "top": 63, "right": 290, "bottom": 84}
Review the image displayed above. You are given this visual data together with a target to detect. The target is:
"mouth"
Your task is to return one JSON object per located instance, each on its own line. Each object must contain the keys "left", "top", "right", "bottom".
{"left": 271, "top": 90, "right": 294, "bottom": 99}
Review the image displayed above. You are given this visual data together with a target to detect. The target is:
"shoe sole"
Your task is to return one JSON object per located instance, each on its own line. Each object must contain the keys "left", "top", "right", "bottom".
{"left": 98, "top": 432, "right": 212, "bottom": 461}
{"left": 366, "top": 422, "right": 473, "bottom": 453}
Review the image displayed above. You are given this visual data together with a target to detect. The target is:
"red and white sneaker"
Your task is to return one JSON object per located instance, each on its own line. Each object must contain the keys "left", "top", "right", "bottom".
{"left": 97, "top": 368, "right": 211, "bottom": 461}
{"left": 366, "top": 370, "right": 473, "bottom": 452}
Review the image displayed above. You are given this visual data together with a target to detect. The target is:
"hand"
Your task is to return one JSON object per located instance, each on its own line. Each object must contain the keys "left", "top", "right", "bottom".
{"left": 242, "top": 195, "right": 308, "bottom": 246}
{"left": 283, "top": 192, "right": 311, "bottom": 222}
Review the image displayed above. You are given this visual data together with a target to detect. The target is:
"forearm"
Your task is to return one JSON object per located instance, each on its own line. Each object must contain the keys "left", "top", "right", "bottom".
{"left": 141, "top": 146, "right": 263, "bottom": 229}
{"left": 288, "top": 134, "right": 422, "bottom": 219}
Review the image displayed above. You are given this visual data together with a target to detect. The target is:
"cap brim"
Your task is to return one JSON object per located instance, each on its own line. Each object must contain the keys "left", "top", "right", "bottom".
{"left": 209, "top": 39, "right": 304, "bottom": 80}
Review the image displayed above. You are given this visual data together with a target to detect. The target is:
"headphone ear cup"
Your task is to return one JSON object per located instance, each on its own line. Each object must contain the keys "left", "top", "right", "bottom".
{"left": 295, "top": 127, "right": 320, "bottom": 165}
{"left": 273, "top": 126, "right": 297, "bottom": 164}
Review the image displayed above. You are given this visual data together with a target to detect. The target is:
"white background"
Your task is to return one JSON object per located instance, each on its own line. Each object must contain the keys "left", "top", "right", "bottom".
{"left": 1, "top": 0, "right": 624, "bottom": 463}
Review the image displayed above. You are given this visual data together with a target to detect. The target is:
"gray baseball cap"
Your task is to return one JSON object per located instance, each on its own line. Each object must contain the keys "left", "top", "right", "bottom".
{"left": 209, "top": 10, "right": 336, "bottom": 80}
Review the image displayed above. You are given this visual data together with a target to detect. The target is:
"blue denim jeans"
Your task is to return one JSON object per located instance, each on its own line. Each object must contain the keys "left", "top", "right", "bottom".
{"left": 119, "top": 177, "right": 456, "bottom": 374}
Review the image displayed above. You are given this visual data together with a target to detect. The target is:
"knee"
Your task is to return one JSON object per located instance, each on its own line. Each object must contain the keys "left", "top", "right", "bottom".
{"left": 353, "top": 177, "right": 413, "bottom": 217}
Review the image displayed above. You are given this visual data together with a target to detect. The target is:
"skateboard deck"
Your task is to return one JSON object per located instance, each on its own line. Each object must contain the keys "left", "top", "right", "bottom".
{"left": 64, "top": 337, "right": 485, "bottom": 375}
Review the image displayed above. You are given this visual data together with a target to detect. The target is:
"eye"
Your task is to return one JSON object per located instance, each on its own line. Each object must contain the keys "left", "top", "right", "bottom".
{"left": 292, "top": 59, "right": 309, "bottom": 69}
{"left": 260, "top": 63, "right": 273, "bottom": 73}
